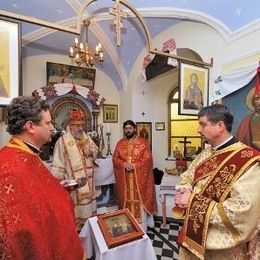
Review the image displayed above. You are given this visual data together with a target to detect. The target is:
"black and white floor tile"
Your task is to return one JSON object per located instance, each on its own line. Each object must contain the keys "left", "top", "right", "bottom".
{"left": 147, "top": 217, "right": 182, "bottom": 260}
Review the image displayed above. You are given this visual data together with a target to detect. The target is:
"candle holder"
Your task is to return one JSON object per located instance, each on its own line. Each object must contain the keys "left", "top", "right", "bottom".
{"left": 106, "top": 132, "right": 112, "bottom": 156}
{"left": 97, "top": 124, "right": 106, "bottom": 158}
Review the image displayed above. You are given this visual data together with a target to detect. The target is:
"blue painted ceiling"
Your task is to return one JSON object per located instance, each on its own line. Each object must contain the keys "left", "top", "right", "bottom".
{"left": 0, "top": 0, "right": 259, "bottom": 90}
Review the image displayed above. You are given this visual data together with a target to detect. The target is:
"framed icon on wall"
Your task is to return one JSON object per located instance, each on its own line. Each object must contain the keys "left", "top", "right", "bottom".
{"left": 0, "top": 18, "right": 22, "bottom": 105}
{"left": 179, "top": 62, "right": 209, "bottom": 115}
{"left": 103, "top": 104, "right": 118, "bottom": 123}
{"left": 136, "top": 122, "right": 152, "bottom": 148}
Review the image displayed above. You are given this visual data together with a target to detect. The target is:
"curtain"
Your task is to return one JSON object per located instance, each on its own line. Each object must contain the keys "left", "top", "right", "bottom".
{"left": 211, "top": 63, "right": 258, "bottom": 102}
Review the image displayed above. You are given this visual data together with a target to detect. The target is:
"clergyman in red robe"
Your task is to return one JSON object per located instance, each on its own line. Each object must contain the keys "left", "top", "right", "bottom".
{"left": 0, "top": 96, "right": 83, "bottom": 260}
{"left": 113, "top": 120, "right": 157, "bottom": 231}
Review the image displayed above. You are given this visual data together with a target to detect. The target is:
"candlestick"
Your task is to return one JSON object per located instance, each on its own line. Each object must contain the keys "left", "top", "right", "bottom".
{"left": 106, "top": 132, "right": 112, "bottom": 156}
{"left": 106, "top": 123, "right": 110, "bottom": 133}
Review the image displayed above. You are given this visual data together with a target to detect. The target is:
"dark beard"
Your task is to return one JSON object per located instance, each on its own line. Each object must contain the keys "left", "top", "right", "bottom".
{"left": 125, "top": 132, "right": 135, "bottom": 139}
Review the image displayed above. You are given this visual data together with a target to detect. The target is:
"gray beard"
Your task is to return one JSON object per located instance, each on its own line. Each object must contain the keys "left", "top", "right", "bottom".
{"left": 72, "top": 130, "right": 84, "bottom": 140}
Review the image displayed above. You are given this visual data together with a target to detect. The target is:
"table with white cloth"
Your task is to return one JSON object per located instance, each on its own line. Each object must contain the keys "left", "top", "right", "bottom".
{"left": 158, "top": 174, "right": 180, "bottom": 226}
{"left": 44, "top": 156, "right": 115, "bottom": 186}
{"left": 95, "top": 156, "right": 115, "bottom": 186}
{"left": 79, "top": 216, "right": 157, "bottom": 260}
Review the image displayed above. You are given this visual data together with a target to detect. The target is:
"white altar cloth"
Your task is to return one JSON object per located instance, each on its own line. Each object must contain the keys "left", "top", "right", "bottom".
{"left": 158, "top": 174, "right": 180, "bottom": 226}
{"left": 79, "top": 216, "right": 157, "bottom": 260}
{"left": 95, "top": 156, "right": 115, "bottom": 186}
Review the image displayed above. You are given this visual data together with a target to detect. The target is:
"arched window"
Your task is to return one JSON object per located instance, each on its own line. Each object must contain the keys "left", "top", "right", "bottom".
{"left": 168, "top": 88, "right": 202, "bottom": 158}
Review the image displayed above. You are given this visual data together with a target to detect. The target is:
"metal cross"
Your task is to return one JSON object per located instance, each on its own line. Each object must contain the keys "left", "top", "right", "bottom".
{"left": 179, "top": 136, "right": 191, "bottom": 158}
{"left": 109, "top": 0, "right": 127, "bottom": 46}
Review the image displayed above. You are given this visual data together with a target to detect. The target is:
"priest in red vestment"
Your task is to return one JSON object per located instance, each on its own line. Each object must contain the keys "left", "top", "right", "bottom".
{"left": 113, "top": 120, "right": 157, "bottom": 231}
{"left": 0, "top": 96, "right": 83, "bottom": 260}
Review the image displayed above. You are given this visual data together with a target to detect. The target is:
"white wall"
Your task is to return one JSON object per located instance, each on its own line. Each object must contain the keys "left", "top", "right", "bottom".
{"left": 1, "top": 20, "right": 260, "bottom": 162}
{"left": 126, "top": 21, "right": 260, "bottom": 171}
{"left": 0, "top": 55, "right": 121, "bottom": 152}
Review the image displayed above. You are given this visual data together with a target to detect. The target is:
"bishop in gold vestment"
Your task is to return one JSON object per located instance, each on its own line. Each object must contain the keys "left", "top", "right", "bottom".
{"left": 51, "top": 109, "right": 98, "bottom": 230}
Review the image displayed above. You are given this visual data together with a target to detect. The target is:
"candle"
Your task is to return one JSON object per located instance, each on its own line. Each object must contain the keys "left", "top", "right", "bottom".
{"left": 75, "top": 37, "right": 78, "bottom": 45}
{"left": 69, "top": 47, "right": 73, "bottom": 56}
{"left": 107, "top": 123, "right": 110, "bottom": 133}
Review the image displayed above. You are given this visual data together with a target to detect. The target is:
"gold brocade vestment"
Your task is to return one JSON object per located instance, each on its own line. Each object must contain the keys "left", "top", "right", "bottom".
{"left": 176, "top": 142, "right": 260, "bottom": 260}
{"left": 51, "top": 130, "right": 98, "bottom": 230}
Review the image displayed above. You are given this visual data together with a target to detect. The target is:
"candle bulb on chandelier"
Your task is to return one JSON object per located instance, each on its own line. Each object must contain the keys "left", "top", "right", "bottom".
{"left": 69, "top": 47, "right": 73, "bottom": 56}
{"left": 69, "top": 19, "right": 104, "bottom": 67}
{"left": 99, "top": 52, "right": 104, "bottom": 61}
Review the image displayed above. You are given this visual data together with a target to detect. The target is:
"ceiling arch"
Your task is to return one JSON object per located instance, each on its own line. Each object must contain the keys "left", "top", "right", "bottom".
{"left": 1, "top": 0, "right": 259, "bottom": 90}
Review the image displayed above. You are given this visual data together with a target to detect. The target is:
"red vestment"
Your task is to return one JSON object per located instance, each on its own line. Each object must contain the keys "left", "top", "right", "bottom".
{"left": 0, "top": 137, "right": 83, "bottom": 260}
{"left": 112, "top": 136, "right": 157, "bottom": 219}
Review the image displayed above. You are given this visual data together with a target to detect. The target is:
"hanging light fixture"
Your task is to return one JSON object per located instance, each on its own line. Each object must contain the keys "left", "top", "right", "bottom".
{"left": 69, "top": 19, "right": 104, "bottom": 67}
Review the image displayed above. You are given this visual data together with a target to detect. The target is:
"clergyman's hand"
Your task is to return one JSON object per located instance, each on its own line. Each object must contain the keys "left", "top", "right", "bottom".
{"left": 83, "top": 148, "right": 93, "bottom": 158}
{"left": 60, "top": 180, "right": 78, "bottom": 192}
{"left": 175, "top": 188, "right": 192, "bottom": 208}
{"left": 124, "top": 162, "right": 134, "bottom": 172}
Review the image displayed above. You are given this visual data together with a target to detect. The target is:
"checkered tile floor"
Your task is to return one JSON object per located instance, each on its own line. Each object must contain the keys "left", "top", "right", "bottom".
{"left": 147, "top": 217, "right": 183, "bottom": 260}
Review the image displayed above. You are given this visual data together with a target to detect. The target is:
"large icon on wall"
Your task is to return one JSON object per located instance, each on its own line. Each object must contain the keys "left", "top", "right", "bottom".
{"left": 46, "top": 62, "right": 96, "bottom": 90}
{"left": 235, "top": 76, "right": 260, "bottom": 151}
{"left": 179, "top": 62, "right": 209, "bottom": 115}
{"left": 0, "top": 18, "right": 21, "bottom": 105}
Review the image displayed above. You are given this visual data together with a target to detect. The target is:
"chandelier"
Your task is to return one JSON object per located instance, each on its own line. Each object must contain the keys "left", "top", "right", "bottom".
{"left": 69, "top": 19, "right": 104, "bottom": 67}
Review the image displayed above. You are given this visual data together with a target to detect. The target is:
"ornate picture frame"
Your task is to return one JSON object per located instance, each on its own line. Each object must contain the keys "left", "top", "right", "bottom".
{"left": 0, "top": 18, "right": 21, "bottom": 105}
{"left": 97, "top": 208, "right": 144, "bottom": 248}
{"left": 49, "top": 95, "right": 92, "bottom": 132}
{"left": 136, "top": 122, "right": 152, "bottom": 148}
{"left": 46, "top": 62, "right": 96, "bottom": 90}
{"left": 103, "top": 104, "right": 118, "bottom": 123}
{"left": 179, "top": 62, "right": 209, "bottom": 115}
